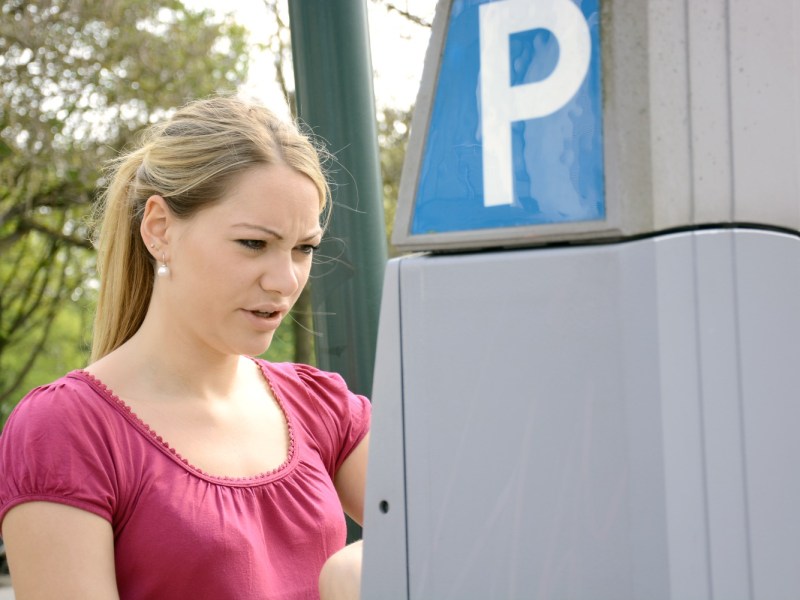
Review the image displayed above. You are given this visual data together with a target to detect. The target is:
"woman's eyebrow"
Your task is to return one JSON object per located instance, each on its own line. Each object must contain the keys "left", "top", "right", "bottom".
{"left": 232, "top": 223, "right": 323, "bottom": 242}
{"left": 232, "top": 223, "right": 283, "bottom": 240}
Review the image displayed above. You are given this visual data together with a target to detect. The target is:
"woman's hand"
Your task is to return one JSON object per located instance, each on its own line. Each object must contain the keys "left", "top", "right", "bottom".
{"left": 319, "top": 540, "right": 363, "bottom": 600}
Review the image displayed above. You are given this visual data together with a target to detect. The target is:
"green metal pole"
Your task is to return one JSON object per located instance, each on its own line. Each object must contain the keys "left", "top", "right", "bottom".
{"left": 288, "top": 1, "right": 388, "bottom": 399}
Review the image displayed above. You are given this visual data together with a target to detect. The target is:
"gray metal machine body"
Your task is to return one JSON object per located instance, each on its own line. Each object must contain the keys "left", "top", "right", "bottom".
{"left": 361, "top": 0, "right": 800, "bottom": 598}
{"left": 363, "top": 230, "right": 800, "bottom": 599}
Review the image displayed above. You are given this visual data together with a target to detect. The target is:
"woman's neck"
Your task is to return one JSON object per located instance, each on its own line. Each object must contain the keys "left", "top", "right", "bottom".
{"left": 87, "top": 317, "right": 257, "bottom": 406}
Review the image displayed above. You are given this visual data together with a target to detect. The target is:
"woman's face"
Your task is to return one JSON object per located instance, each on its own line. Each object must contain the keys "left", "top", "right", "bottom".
{"left": 159, "top": 164, "right": 322, "bottom": 358}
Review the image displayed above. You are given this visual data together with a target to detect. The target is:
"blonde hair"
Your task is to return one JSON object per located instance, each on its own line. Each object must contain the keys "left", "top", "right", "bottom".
{"left": 90, "top": 95, "right": 330, "bottom": 361}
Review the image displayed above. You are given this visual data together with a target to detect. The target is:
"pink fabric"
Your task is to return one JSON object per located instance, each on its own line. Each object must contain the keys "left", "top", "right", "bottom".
{"left": 0, "top": 360, "right": 370, "bottom": 600}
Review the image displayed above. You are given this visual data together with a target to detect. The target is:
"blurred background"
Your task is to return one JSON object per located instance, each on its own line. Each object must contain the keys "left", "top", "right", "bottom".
{"left": 0, "top": 0, "right": 436, "bottom": 428}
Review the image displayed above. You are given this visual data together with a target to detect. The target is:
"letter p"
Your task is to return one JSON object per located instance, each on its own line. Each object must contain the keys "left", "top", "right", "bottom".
{"left": 479, "top": 0, "right": 591, "bottom": 207}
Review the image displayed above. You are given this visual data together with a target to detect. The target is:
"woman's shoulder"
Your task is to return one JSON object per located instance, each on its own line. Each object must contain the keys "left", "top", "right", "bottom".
{"left": 4, "top": 370, "right": 118, "bottom": 437}
{"left": 254, "top": 359, "right": 370, "bottom": 474}
{"left": 255, "top": 359, "right": 355, "bottom": 405}
{"left": 12, "top": 369, "right": 101, "bottom": 404}
{"left": 0, "top": 371, "right": 123, "bottom": 525}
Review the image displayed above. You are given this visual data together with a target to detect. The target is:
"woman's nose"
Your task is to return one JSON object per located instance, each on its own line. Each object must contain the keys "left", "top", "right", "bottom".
{"left": 259, "top": 252, "right": 301, "bottom": 296}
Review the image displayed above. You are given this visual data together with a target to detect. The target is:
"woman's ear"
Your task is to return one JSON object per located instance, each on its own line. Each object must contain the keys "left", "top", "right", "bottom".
{"left": 140, "top": 195, "right": 171, "bottom": 256}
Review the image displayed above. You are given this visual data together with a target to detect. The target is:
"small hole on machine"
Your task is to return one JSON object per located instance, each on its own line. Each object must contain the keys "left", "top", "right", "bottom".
{"left": 379, "top": 500, "right": 390, "bottom": 514}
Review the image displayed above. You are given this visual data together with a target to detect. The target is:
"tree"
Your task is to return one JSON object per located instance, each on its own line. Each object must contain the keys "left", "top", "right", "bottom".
{"left": 0, "top": 0, "right": 431, "bottom": 422}
{"left": 376, "top": 106, "right": 413, "bottom": 256}
{"left": 0, "top": 0, "right": 249, "bottom": 420}
{"left": 370, "top": 0, "right": 432, "bottom": 28}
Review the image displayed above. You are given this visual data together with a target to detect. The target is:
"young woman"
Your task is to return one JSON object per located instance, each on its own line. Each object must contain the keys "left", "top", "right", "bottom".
{"left": 0, "top": 96, "right": 370, "bottom": 599}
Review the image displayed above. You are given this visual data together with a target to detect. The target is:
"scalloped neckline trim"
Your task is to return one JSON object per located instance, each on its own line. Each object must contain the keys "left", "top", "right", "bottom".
{"left": 72, "top": 363, "right": 297, "bottom": 486}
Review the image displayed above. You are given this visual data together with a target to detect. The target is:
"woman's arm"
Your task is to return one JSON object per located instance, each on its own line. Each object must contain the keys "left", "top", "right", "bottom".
{"left": 3, "top": 501, "right": 119, "bottom": 599}
{"left": 334, "top": 433, "right": 370, "bottom": 525}
{"left": 322, "top": 433, "right": 369, "bottom": 600}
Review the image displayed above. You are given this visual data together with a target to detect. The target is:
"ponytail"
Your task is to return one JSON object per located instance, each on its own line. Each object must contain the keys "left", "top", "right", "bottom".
{"left": 90, "top": 151, "right": 154, "bottom": 361}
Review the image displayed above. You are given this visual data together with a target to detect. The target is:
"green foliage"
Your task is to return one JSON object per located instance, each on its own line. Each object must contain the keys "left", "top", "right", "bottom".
{"left": 0, "top": 0, "right": 423, "bottom": 424}
{"left": 0, "top": 286, "right": 94, "bottom": 423}
{"left": 0, "top": 229, "right": 87, "bottom": 405}
{"left": 0, "top": 0, "right": 250, "bottom": 422}
{"left": 376, "top": 106, "right": 413, "bottom": 257}
{"left": 262, "top": 318, "right": 296, "bottom": 364}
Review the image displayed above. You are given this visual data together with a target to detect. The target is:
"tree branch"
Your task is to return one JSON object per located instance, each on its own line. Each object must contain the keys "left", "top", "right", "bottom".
{"left": 18, "top": 218, "right": 94, "bottom": 250}
{"left": 0, "top": 249, "right": 72, "bottom": 406}
{"left": 373, "top": 1, "right": 432, "bottom": 28}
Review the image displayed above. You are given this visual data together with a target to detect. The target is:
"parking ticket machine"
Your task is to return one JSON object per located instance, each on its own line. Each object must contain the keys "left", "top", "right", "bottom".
{"left": 361, "top": 1, "right": 800, "bottom": 598}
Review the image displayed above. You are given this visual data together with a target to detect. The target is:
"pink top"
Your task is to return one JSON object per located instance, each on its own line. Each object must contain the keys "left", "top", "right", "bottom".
{"left": 0, "top": 359, "right": 370, "bottom": 600}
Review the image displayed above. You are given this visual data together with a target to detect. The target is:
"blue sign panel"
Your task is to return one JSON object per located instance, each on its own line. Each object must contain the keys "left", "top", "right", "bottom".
{"left": 411, "top": 0, "right": 604, "bottom": 235}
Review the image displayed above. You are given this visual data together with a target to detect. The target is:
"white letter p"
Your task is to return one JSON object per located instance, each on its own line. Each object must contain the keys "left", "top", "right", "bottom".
{"left": 479, "top": 0, "right": 591, "bottom": 207}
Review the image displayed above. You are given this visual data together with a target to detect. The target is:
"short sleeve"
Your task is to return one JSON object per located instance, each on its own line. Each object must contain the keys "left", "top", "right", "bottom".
{"left": 268, "top": 362, "right": 371, "bottom": 477}
{"left": 0, "top": 376, "right": 118, "bottom": 529}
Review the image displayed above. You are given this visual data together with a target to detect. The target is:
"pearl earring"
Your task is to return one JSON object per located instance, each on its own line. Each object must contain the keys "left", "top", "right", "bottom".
{"left": 157, "top": 253, "right": 169, "bottom": 277}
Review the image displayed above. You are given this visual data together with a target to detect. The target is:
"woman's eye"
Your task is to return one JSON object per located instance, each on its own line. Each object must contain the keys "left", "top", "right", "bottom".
{"left": 296, "top": 244, "right": 320, "bottom": 256}
{"left": 238, "top": 239, "right": 266, "bottom": 251}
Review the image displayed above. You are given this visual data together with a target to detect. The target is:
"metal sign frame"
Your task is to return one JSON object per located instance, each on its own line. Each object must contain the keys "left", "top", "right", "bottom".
{"left": 393, "top": 0, "right": 625, "bottom": 252}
